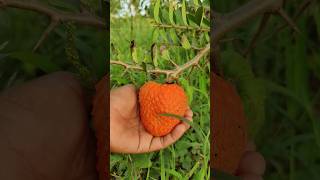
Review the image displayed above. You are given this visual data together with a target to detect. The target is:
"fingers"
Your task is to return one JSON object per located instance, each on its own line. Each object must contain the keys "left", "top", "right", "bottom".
{"left": 237, "top": 151, "right": 266, "bottom": 176}
{"left": 110, "top": 84, "right": 138, "bottom": 117}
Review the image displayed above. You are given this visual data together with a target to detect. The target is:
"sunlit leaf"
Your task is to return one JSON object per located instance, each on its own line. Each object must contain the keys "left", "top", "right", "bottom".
{"left": 169, "top": 1, "right": 175, "bottom": 24}
{"left": 181, "top": 34, "right": 191, "bottom": 49}
{"left": 154, "top": 0, "right": 161, "bottom": 23}
{"left": 181, "top": 0, "right": 188, "bottom": 25}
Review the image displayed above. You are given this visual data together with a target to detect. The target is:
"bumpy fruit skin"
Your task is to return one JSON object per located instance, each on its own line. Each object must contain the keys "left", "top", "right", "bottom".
{"left": 139, "top": 81, "right": 188, "bottom": 137}
{"left": 211, "top": 73, "right": 247, "bottom": 175}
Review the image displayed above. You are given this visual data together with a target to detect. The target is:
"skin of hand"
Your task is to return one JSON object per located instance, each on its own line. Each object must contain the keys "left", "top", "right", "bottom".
{"left": 110, "top": 84, "right": 193, "bottom": 154}
{"left": 0, "top": 72, "right": 97, "bottom": 180}
{"left": 237, "top": 142, "right": 266, "bottom": 180}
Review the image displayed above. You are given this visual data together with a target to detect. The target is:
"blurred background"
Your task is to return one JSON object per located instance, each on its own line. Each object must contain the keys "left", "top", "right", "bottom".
{"left": 0, "top": 0, "right": 106, "bottom": 90}
{"left": 214, "top": 0, "right": 320, "bottom": 179}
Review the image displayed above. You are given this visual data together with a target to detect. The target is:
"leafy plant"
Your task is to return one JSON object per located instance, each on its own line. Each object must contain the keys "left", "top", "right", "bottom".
{"left": 213, "top": 0, "right": 320, "bottom": 179}
{"left": 110, "top": 0, "right": 210, "bottom": 179}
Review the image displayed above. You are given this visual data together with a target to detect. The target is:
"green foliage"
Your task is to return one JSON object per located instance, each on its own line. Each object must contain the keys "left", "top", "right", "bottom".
{"left": 217, "top": 0, "right": 320, "bottom": 179}
{"left": 219, "top": 50, "right": 266, "bottom": 139}
{"left": 110, "top": 0, "right": 210, "bottom": 179}
{"left": 0, "top": 0, "right": 106, "bottom": 90}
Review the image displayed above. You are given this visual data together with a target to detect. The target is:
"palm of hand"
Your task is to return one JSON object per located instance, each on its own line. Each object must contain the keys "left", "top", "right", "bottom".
{"left": 110, "top": 85, "right": 192, "bottom": 154}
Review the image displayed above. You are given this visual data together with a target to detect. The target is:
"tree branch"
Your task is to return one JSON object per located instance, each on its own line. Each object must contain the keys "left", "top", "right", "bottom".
{"left": 110, "top": 44, "right": 210, "bottom": 81}
{"left": 0, "top": 0, "right": 106, "bottom": 51}
{"left": 212, "top": 0, "right": 283, "bottom": 44}
{"left": 1, "top": 0, "right": 105, "bottom": 27}
{"left": 153, "top": 23, "right": 210, "bottom": 32}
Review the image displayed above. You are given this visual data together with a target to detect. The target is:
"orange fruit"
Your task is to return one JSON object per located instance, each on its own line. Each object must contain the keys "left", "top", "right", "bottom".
{"left": 139, "top": 81, "right": 188, "bottom": 137}
{"left": 211, "top": 73, "right": 247, "bottom": 174}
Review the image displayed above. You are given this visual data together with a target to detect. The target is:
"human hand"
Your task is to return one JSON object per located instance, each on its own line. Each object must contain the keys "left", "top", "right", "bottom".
{"left": 237, "top": 142, "right": 266, "bottom": 180}
{"left": 0, "top": 72, "right": 97, "bottom": 180}
{"left": 110, "top": 84, "right": 192, "bottom": 154}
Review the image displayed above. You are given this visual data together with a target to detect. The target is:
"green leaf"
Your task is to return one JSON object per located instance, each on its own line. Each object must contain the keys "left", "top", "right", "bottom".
{"left": 220, "top": 50, "right": 266, "bottom": 139}
{"left": 160, "top": 113, "right": 193, "bottom": 127}
{"left": 193, "top": 0, "right": 199, "bottom": 7}
{"left": 202, "top": 17, "right": 210, "bottom": 28}
{"left": 181, "top": 0, "right": 188, "bottom": 25}
{"left": 160, "top": 49, "right": 170, "bottom": 60}
{"left": 152, "top": 29, "right": 160, "bottom": 42}
{"left": 132, "top": 154, "right": 152, "bottom": 169}
{"left": 0, "top": 41, "right": 8, "bottom": 51}
{"left": 10, "top": 51, "right": 60, "bottom": 73}
{"left": 195, "top": 7, "right": 204, "bottom": 26}
{"left": 169, "top": 1, "right": 175, "bottom": 24}
{"left": 154, "top": 0, "right": 161, "bottom": 23}
{"left": 165, "top": 169, "right": 182, "bottom": 179}
{"left": 174, "top": 8, "right": 184, "bottom": 25}
{"left": 181, "top": 34, "right": 191, "bottom": 49}
{"left": 160, "top": 8, "right": 170, "bottom": 23}
{"left": 169, "top": 29, "right": 179, "bottom": 43}
{"left": 160, "top": 150, "right": 166, "bottom": 180}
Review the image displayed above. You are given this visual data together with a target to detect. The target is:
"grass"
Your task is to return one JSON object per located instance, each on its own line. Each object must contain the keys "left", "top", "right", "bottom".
{"left": 110, "top": 14, "right": 210, "bottom": 179}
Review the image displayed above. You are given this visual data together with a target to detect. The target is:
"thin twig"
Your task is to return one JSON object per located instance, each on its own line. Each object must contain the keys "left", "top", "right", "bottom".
{"left": 261, "top": 0, "right": 312, "bottom": 42}
{"left": 33, "top": 18, "right": 59, "bottom": 51}
{"left": 277, "top": 8, "right": 301, "bottom": 34}
{"left": 111, "top": 44, "right": 210, "bottom": 81}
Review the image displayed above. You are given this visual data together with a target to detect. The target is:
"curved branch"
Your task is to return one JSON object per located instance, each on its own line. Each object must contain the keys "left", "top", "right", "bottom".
{"left": 154, "top": 23, "right": 210, "bottom": 32}
{"left": 1, "top": 0, "right": 106, "bottom": 51}
{"left": 110, "top": 44, "right": 210, "bottom": 80}
{"left": 1, "top": 0, "right": 106, "bottom": 28}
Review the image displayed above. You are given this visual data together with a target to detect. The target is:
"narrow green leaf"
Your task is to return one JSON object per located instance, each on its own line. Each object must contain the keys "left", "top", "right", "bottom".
{"left": 152, "top": 29, "right": 160, "bottom": 42}
{"left": 182, "top": 0, "right": 188, "bottom": 25}
{"left": 160, "top": 113, "right": 193, "bottom": 126}
{"left": 185, "top": 161, "right": 200, "bottom": 178}
{"left": 165, "top": 169, "right": 182, "bottom": 179}
{"left": 160, "top": 150, "right": 166, "bottom": 180}
{"left": 0, "top": 41, "right": 8, "bottom": 51}
{"left": 160, "top": 49, "right": 170, "bottom": 60}
{"left": 169, "top": 1, "right": 175, "bottom": 24}
{"left": 154, "top": 0, "right": 161, "bottom": 23}
{"left": 169, "top": 29, "right": 179, "bottom": 43}
{"left": 195, "top": 7, "right": 204, "bottom": 26}
{"left": 181, "top": 34, "right": 191, "bottom": 49}
{"left": 193, "top": 0, "right": 199, "bottom": 7}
